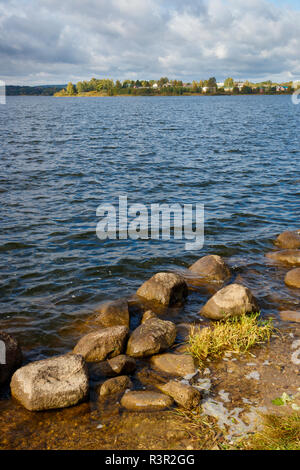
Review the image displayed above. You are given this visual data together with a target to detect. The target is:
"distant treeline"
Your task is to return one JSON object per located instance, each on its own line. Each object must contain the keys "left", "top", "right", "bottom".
{"left": 56, "top": 76, "right": 297, "bottom": 97}
{"left": 6, "top": 85, "right": 65, "bottom": 96}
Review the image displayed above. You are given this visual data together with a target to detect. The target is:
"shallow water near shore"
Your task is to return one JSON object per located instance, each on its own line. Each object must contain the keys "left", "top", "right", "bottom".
{"left": 0, "top": 95, "right": 299, "bottom": 448}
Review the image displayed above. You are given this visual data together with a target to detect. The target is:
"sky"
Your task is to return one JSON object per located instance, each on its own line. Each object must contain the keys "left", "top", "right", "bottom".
{"left": 1, "top": 0, "right": 300, "bottom": 85}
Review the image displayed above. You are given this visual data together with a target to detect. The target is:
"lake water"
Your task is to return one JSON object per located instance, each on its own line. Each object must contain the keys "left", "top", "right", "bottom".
{"left": 0, "top": 95, "right": 299, "bottom": 363}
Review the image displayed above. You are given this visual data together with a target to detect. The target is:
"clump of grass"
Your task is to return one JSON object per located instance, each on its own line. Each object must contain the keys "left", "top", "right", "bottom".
{"left": 240, "top": 413, "right": 300, "bottom": 450}
{"left": 173, "top": 409, "right": 223, "bottom": 450}
{"left": 188, "top": 313, "right": 273, "bottom": 367}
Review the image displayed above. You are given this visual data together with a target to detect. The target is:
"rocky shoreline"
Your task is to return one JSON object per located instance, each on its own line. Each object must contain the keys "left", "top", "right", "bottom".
{"left": 0, "top": 229, "right": 300, "bottom": 447}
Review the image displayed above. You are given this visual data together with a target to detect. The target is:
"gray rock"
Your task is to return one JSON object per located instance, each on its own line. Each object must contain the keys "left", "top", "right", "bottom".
{"left": 157, "top": 380, "right": 201, "bottom": 409}
{"left": 200, "top": 283, "right": 259, "bottom": 320}
{"left": 266, "top": 250, "right": 300, "bottom": 266}
{"left": 126, "top": 317, "right": 176, "bottom": 357}
{"left": 284, "top": 268, "right": 300, "bottom": 288}
{"left": 73, "top": 326, "right": 129, "bottom": 362}
{"left": 189, "top": 255, "right": 230, "bottom": 282}
{"left": 98, "top": 375, "right": 132, "bottom": 398}
{"left": 0, "top": 331, "right": 22, "bottom": 386}
{"left": 121, "top": 391, "right": 173, "bottom": 411}
{"left": 150, "top": 353, "right": 196, "bottom": 377}
{"left": 275, "top": 230, "right": 300, "bottom": 249}
{"left": 94, "top": 299, "right": 129, "bottom": 328}
{"left": 89, "top": 355, "right": 136, "bottom": 378}
{"left": 137, "top": 272, "right": 188, "bottom": 306}
{"left": 10, "top": 354, "right": 88, "bottom": 411}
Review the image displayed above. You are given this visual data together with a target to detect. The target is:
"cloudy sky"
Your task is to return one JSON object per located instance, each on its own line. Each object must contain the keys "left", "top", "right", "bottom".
{"left": 1, "top": 0, "right": 300, "bottom": 85}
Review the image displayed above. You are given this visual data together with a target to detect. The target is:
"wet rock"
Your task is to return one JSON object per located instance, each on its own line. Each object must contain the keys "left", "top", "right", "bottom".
{"left": 200, "top": 283, "right": 259, "bottom": 320}
{"left": 275, "top": 230, "right": 300, "bottom": 249}
{"left": 150, "top": 353, "right": 196, "bottom": 377}
{"left": 126, "top": 317, "right": 176, "bottom": 358}
{"left": 73, "top": 326, "right": 129, "bottom": 362}
{"left": 97, "top": 376, "right": 132, "bottom": 398}
{"left": 0, "top": 332, "right": 22, "bottom": 386}
{"left": 280, "top": 311, "right": 300, "bottom": 323}
{"left": 136, "top": 368, "right": 167, "bottom": 387}
{"left": 89, "top": 355, "right": 136, "bottom": 378}
{"left": 141, "top": 310, "right": 157, "bottom": 324}
{"left": 284, "top": 268, "right": 300, "bottom": 288}
{"left": 266, "top": 250, "right": 300, "bottom": 266}
{"left": 156, "top": 380, "right": 201, "bottom": 410}
{"left": 10, "top": 354, "right": 88, "bottom": 411}
{"left": 137, "top": 272, "right": 188, "bottom": 306}
{"left": 189, "top": 255, "right": 230, "bottom": 282}
{"left": 94, "top": 299, "right": 129, "bottom": 328}
{"left": 121, "top": 391, "right": 173, "bottom": 411}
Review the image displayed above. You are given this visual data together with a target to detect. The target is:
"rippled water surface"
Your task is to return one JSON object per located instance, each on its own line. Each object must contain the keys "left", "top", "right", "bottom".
{"left": 0, "top": 95, "right": 299, "bottom": 361}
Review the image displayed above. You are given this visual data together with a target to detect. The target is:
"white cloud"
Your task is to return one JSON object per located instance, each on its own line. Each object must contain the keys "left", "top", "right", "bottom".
{"left": 0, "top": 0, "right": 300, "bottom": 84}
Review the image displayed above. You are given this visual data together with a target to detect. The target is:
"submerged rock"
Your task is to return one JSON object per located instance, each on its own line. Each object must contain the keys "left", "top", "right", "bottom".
{"left": 157, "top": 380, "right": 201, "bottom": 409}
{"left": 73, "top": 326, "right": 129, "bottom": 362}
{"left": 90, "top": 355, "right": 136, "bottom": 378}
{"left": 94, "top": 299, "right": 129, "bottom": 328}
{"left": 266, "top": 250, "right": 300, "bottom": 265}
{"left": 0, "top": 331, "right": 22, "bottom": 386}
{"left": 280, "top": 311, "right": 300, "bottom": 323}
{"left": 97, "top": 375, "right": 132, "bottom": 398}
{"left": 200, "top": 283, "right": 259, "bottom": 320}
{"left": 137, "top": 272, "right": 188, "bottom": 306}
{"left": 10, "top": 354, "right": 88, "bottom": 411}
{"left": 189, "top": 255, "right": 230, "bottom": 282}
{"left": 136, "top": 367, "right": 167, "bottom": 387}
{"left": 275, "top": 230, "right": 300, "bottom": 249}
{"left": 121, "top": 391, "right": 173, "bottom": 411}
{"left": 150, "top": 353, "right": 196, "bottom": 377}
{"left": 284, "top": 268, "right": 300, "bottom": 288}
{"left": 126, "top": 317, "right": 176, "bottom": 357}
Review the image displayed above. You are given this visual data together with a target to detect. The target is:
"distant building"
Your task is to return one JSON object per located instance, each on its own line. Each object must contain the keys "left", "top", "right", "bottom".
{"left": 293, "top": 80, "right": 300, "bottom": 89}
{"left": 152, "top": 83, "right": 158, "bottom": 89}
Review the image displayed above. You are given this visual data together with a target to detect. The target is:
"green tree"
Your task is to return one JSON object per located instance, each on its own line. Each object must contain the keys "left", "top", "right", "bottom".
{"left": 66, "top": 82, "right": 76, "bottom": 95}
{"left": 224, "top": 77, "right": 234, "bottom": 88}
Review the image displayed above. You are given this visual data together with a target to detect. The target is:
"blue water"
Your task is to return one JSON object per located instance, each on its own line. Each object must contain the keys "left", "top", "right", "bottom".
{"left": 0, "top": 95, "right": 299, "bottom": 360}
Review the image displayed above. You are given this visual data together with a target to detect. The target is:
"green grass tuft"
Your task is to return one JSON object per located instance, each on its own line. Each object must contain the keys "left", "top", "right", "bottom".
{"left": 188, "top": 312, "right": 274, "bottom": 367}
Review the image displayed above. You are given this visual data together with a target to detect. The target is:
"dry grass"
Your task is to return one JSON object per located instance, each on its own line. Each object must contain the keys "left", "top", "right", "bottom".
{"left": 173, "top": 409, "right": 223, "bottom": 450}
{"left": 239, "top": 413, "right": 300, "bottom": 450}
{"left": 188, "top": 313, "right": 274, "bottom": 367}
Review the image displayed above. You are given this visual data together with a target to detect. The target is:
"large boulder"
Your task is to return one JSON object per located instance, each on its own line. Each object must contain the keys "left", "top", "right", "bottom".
{"left": 121, "top": 391, "right": 173, "bottom": 411}
{"left": 150, "top": 353, "right": 196, "bottom": 377}
{"left": 10, "top": 354, "right": 88, "bottom": 411}
{"left": 284, "top": 268, "right": 300, "bottom": 288}
{"left": 188, "top": 255, "right": 230, "bottom": 282}
{"left": 97, "top": 376, "right": 132, "bottom": 398}
{"left": 94, "top": 299, "right": 129, "bottom": 328}
{"left": 137, "top": 273, "right": 188, "bottom": 306}
{"left": 200, "top": 283, "right": 259, "bottom": 320}
{"left": 156, "top": 380, "right": 201, "bottom": 410}
{"left": 275, "top": 230, "right": 300, "bottom": 249}
{"left": 0, "top": 332, "right": 22, "bottom": 386}
{"left": 266, "top": 250, "right": 300, "bottom": 266}
{"left": 73, "top": 326, "right": 128, "bottom": 362}
{"left": 126, "top": 317, "right": 176, "bottom": 358}
{"left": 89, "top": 355, "right": 136, "bottom": 378}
